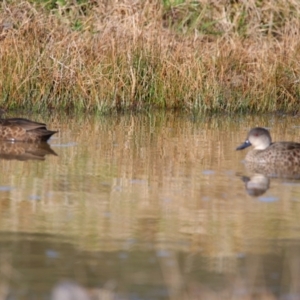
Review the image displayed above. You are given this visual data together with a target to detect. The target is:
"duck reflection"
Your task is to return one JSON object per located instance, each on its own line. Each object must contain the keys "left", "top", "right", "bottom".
{"left": 0, "top": 142, "right": 57, "bottom": 161}
{"left": 240, "top": 161, "right": 300, "bottom": 196}
{"left": 241, "top": 173, "right": 270, "bottom": 197}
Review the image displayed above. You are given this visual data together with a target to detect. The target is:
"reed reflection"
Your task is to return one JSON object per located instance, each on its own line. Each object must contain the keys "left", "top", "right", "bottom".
{"left": 0, "top": 231, "right": 299, "bottom": 300}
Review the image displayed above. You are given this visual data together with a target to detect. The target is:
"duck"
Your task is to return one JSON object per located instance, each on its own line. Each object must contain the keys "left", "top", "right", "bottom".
{"left": 0, "top": 117, "right": 57, "bottom": 143}
{"left": 236, "top": 127, "right": 300, "bottom": 166}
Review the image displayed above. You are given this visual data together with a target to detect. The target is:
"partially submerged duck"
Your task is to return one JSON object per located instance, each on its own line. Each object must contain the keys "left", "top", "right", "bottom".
{"left": 0, "top": 116, "right": 57, "bottom": 143}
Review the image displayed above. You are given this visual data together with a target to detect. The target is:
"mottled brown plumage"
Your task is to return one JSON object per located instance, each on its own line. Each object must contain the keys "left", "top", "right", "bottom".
{"left": 236, "top": 127, "right": 300, "bottom": 166}
{"left": 0, "top": 117, "right": 57, "bottom": 142}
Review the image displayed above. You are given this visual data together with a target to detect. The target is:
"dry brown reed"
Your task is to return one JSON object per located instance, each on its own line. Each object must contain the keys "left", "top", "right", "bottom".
{"left": 0, "top": 0, "right": 300, "bottom": 113}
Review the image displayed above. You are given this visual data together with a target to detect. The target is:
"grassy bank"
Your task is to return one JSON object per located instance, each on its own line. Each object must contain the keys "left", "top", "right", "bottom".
{"left": 0, "top": 0, "right": 300, "bottom": 113}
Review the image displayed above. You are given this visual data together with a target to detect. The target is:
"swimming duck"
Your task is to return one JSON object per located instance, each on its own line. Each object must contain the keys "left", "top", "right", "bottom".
{"left": 236, "top": 127, "right": 300, "bottom": 165}
{"left": 0, "top": 117, "right": 57, "bottom": 143}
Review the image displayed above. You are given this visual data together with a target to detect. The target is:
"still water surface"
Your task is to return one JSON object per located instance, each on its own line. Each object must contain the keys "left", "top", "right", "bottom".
{"left": 0, "top": 112, "right": 300, "bottom": 299}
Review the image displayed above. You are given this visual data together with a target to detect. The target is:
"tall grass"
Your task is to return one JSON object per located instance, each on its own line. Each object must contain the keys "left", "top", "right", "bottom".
{"left": 0, "top": 0, "right": 300, "bottom": 113}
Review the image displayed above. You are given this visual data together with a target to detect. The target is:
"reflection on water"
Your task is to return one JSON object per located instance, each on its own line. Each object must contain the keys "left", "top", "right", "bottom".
{"left": 1, "top": 232, "right": 300, "bottom": 299}
{"left": 0, "top": 142, "right": 57, "bottom": 161}
{"left": 0, "top": 112, "right": 300, "bottom": 299}
{"left": 240, "top": 174, "right": 271, "bottom": 197}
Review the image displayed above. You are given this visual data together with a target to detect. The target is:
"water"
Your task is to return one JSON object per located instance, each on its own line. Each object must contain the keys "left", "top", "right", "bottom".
{"left": 0, "top": 112, "right": 300, "bottom": 299}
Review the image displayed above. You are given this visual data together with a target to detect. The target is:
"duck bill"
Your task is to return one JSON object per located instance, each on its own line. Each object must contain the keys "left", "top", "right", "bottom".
{"left": 236, "top": 140, "right": 251, "bottom": 151}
